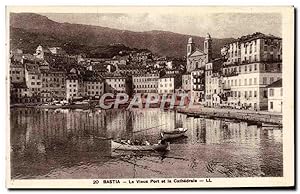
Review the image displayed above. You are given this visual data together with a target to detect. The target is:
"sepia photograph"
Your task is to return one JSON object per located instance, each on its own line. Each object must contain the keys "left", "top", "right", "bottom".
{"left": 6, "top": 6, "right": 294, "bottom": 188}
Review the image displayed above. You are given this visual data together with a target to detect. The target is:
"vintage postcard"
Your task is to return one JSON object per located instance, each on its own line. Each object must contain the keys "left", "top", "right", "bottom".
{"left": 6, "top": 6, "right": 294, "bottom": 188}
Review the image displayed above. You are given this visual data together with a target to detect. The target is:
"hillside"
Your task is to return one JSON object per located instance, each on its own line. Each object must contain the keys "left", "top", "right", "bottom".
{"left": 9, "top": 12, "right": 234, "bottom": 58}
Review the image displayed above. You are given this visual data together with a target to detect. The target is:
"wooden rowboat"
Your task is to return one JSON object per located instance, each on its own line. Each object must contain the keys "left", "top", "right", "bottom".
{"left": 111, "top": 140, "right": 170, "bottom": 151}
{"left": 161, "top": 128, "right": 188, "bottom": 140}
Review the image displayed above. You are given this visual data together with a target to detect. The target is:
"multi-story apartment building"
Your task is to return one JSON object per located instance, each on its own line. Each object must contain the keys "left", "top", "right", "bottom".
{"left": 132, "top": 73, "right": 159, "bottom": 94}
{"left": 82, "top": 72, "right": 105, "bottom": 98}
{"left": 24, "top": 63, "right": 42, "bottom": 98}
{"left": 191, "top": 69, "right": 205, "bottom": 103}
{"left": 66, "top": 73, "right": 82, "bottom": 101}
{"left": 104, "top": 73, "right": 131, "bottom": 95}
{"left": 115, "top": 64, "right": 147, "bottom": 76}
{"left": 10, "top": 61, "right": 25, "bottom": 83}
{"left": 158, "top": 74, "right": 181, "bottom": 95}
{"left": 267, "top": 79, "right": 283, "bottom": 113}
{"left": 10, "top": 82, "right": 31, "bottom": 103}
{"left": 182, "top": 73, "right": 191, "bottom": 92}
{"left": 41, "top": 69, "right": 66, "bottom": 102}
{"left": 205, "top": 59, "right": 223, "bottom": 107}
{"left": 222, "top": 32, "right": 282, "bottom": 65}
{"left": 217, "top": 32, "right": 282, "bottom": 110}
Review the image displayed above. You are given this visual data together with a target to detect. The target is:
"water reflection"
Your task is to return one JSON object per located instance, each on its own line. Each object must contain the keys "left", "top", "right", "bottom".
{"left": 10, "top": 108, "right": 283, "bottom": 179}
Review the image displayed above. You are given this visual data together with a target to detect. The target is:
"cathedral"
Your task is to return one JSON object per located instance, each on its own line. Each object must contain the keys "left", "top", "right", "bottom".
{"left": 186, "top": 33, "right": 212, "bottom": 73}
{"left": 183, "top": 33, "right": 213, "bottom": 103}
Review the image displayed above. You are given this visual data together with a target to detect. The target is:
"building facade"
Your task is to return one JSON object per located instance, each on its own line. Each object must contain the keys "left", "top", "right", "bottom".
{"left": 218, "top": 32, "right": 282, "bottom": 110}
{"left": 104, "top": 73, "right": 131, "bottom": 94}
{"left": 66, "top": 74, "right": 81, "bottom": 101}
{"left": 191, "top": 69, "right": 205, "bottom": 103}
{"left": 132, "top": 73, "right": 159, "bottom": 94}
{"left": 186, "top": 33, "right": 212, "bottom": 73}
{"left": 41, "top": 69, "right": 66, "bottom": 102}
{"left": 158, "top": 75, "right": 181, "bottom": 95}
{"left": 267, "top": 79, "right": 283, "bottom": 113}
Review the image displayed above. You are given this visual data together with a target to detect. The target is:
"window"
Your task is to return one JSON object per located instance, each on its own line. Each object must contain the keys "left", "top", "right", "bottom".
{"left": 270, "top": 102, "right": 273, "bottom": 109}
{"left": 270, "top": 77, "right": 274, "bottom": 84}
{"left": 245, "top": 91, "right": 248, "bottom": 98}
{"left": 264, "top": 46, "right": 268, "bottom": 51}
{"left": 269, "top": 89, "right": 274, "bottom": 97}
{"left": 254, "top": 78, "right": 257, "bottom": 85}
{"left": 254, "top": 64, "right": 257, "bottom": 70}
{"left": 263, "top": 77, "right": 267, "bottom": 84}
{"left": 245, "top": 65, "right": 247, "bottom": 72}
{"left": 244, "top": 79, "right": 247, "bottom": 86}
{"left": 249, "top": 91, "right": 252, "bottom": 97}
{"left": 249, "top": 78, "right": 252, "bottom": 85}
{"left": 254, "top": 90, "right": 257, "bottom": 97}
{"left": 239, "top": 79, "right": 241, "bottom": 86}
{"left": 263, "top": 90, "right": 268, "bottom": 98}
{"left": 280, "top": 88, "right": 283, "bottom": 96}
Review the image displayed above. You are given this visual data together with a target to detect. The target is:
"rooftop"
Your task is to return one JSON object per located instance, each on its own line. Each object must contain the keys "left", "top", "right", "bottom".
{"left": 267, "top": 79, "right": 282, "bottom": 88}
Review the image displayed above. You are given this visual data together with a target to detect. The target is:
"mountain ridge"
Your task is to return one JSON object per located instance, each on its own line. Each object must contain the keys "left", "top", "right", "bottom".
{"left": 9, "top": 12, "right": 235, "bottom": 58}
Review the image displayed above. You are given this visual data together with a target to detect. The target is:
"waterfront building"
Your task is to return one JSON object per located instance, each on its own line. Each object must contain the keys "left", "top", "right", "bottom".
{"left": 10, "top": 61, "right": 25, "bottom": 83}
{"left": 24, "top": 63, "right": 42, "bottom": 100}
{"left": 132, "top": 73, "right": 159, "bottom": 94}
{"left": 267, "top": 79, "right": 283, "bottom": 113}
{"left": 219, "top": 32, "right": 282, "bottom": 110}
{"left": 191, "top": 68, "right": 205, "bottom": 103}
{"left": 182, "top": 73, "right": 191, "bottom": 92}
{"left": 66, "top": 73, "right": 82, "bottom": 101}
{"left": 82, "top": 71, "right": 105, "bottom": 98}
{"left": 103, "top": 73, "right": 132, "bottom": 94}
{"left": 158, "top": 74, "right": 181, "bottom": 94}
{"left": 10, "top": 82, "right": 31, "bottom": 103}
{"left": 41, "top": 69, "right": 66, "bottom": 102}
{"left": 221, "top": 32, "right": 282, "bottom": 65}
{"left": 205, "top": 59, "right": 223, "bottom": 107}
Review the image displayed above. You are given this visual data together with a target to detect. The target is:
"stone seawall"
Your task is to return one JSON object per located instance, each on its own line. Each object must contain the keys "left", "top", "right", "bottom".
{"left": 177, "top": 106, "right": 282, "bottom": 126}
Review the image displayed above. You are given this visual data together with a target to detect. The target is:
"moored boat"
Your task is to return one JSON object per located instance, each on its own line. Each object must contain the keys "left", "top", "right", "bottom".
{"left": 161, "top": 128, "right": 188, "bottom": 140}
{"left": 111, "top": 140, "right": 170, "bottom": 151}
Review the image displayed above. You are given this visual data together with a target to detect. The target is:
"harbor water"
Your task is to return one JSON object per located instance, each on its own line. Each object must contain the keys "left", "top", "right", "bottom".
{"left": 10, "top": 108, "right": 283, "bottom": 179}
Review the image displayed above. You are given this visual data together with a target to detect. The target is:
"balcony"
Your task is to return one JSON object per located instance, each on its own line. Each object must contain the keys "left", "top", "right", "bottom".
{"left": 222, "top": 84, "right": 231, "bottom": 90}
{"left": 222, "top": 71, "right": 239, "bottom": 77}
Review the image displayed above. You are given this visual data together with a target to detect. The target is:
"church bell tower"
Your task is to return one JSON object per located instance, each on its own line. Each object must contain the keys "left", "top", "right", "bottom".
{"left": 187, "top": 37, "right": 195, "bottom": 56}
{"left": 204, "top": 33, "right": 212, "bottom": 63}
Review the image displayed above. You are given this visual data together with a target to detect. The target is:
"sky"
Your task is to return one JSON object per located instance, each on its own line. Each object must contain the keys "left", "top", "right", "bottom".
{"left": 40, "top": 12, "right": 282, "bottom": 39}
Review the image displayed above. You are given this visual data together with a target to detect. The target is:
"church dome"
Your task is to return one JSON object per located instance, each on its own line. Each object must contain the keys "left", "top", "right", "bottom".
{"left": 188, "top": 37, "right": 194, "bottom": 44}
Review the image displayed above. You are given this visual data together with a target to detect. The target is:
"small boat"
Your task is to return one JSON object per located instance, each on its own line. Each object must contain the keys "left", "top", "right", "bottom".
{"left": 111, "top": 140, "right": 170, "bottom": 151}
{"left": 161, "top": 128, "right": 188, "bottom": 140}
